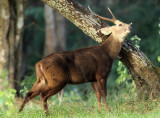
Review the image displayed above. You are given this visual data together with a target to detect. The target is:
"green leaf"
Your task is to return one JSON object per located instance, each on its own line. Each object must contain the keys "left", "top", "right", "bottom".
{"left": 158, "top": 56, "right": 160, "bottom": 62}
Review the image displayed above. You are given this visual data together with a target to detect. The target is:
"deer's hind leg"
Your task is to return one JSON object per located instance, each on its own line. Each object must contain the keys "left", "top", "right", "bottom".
{"left": 18, "top": 81, "right": 42, "bottom": 112}
{"left": 40, "top": 79, "right": 67, "bottom": 115}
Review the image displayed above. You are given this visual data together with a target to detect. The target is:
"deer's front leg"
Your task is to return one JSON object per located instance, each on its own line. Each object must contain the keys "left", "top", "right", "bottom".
{"left": 96, "top": 75, "right": 109, "bottom": 110}
{"left": 91, "top": 82, "right": 102, "bottom": 109}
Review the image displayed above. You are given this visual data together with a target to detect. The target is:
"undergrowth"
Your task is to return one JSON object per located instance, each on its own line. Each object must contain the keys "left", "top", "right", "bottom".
{"left": 0, "top": 89, "right": 159, "bottom": 118}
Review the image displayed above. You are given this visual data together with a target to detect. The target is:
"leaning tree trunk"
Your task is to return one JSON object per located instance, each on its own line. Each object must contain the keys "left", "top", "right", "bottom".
{"left": 41, "top": 0, "right": 160, "bottom": 99}
{"left": 0, "top": 0, "right": 24, "bottom": 96}
{"left": 44, "top": 4, "right": 66, "bottom": 104}
{"left": 119, "top": 42, "right": 160, "bottom": 99}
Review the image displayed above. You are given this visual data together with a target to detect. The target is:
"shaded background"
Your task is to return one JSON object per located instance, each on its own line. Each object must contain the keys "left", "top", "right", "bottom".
{"left": 1, "top": 0, "right": 159, "bottom": 101}
{"left": 0, "top": 1, "right": 160, "bottom": 116}
{"left": 22, "top": 0, "right": 160, "bottom": 91}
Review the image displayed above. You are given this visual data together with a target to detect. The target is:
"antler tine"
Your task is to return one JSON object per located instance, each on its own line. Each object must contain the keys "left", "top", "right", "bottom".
{"left": 107, "top": 8, "right": 116, "bottom": 22}
{"left": 88, "top": 6, "right": 115, "bottom": 24}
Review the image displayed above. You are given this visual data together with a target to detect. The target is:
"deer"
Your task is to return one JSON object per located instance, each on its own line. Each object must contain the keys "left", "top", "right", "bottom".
{"left": 18, "top": 8, "right": 131, "bottom": 115}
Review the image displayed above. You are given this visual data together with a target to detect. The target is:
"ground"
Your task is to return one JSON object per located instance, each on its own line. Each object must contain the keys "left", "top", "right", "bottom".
{"left": 0, "top": 91, "right": 160, "bottom": 118}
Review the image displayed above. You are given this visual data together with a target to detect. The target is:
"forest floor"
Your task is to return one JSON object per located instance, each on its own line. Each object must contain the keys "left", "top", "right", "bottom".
{"left": 0, "top": 91, "right": 160, "bottom": 118}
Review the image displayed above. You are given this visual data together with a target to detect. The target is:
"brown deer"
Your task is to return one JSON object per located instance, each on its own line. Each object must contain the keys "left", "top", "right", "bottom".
{"left": 19, "top": 8, "right": 131, "bottom": 115}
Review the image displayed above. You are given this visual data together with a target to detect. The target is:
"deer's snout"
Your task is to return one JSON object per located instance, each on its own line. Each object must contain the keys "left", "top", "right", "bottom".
{"left": 126, "top": 25, "right": 132, "bottom": 32}
{"left": 128, "top": 23, "right": 132, "bottom": 30}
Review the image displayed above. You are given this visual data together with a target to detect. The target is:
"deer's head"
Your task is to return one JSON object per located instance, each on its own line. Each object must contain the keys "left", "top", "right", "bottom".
{"left": 89, "top": 7, "right": 131, "bottom": 42}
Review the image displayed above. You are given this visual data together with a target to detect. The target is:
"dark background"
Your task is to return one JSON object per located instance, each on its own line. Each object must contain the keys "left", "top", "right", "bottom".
{"left": 22, "top": 0, "right": 160, "bottom": 97}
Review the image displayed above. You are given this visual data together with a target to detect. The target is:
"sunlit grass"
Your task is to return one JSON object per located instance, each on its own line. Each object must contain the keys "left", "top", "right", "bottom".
{"left": 0, "top": 90, "right": 160, "bottom": 118}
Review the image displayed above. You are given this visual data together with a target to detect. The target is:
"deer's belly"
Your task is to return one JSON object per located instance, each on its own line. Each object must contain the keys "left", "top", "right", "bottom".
{"left": 68, "top": 72, "right": 96, "bottom": 84}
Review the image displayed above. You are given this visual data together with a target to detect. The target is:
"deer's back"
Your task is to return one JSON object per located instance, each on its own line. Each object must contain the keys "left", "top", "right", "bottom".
{"left": 37, "top": 46, "right": 113, "bottom": 84}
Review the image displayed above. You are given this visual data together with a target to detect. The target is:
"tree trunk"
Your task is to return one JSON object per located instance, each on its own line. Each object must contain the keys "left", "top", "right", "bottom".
{"left": 44, "top": 4, "right": 66, "bottom": 104}
{"left": 119, "top": 42, "right": 160, "bottom": 99}
{"left": 41, "top": 0, "right": 160, "bottom": 99}
{"left": 44, "top": 4, "right": 57, "bottom": 56}
{"left": 0, "top": 0, "right": 10, "bottom": 72}
{"left": 0, "top": 0, "right": 24, "bottom": 96}
{"left": 44, "top": 4, "right": 66, "bottom": 55}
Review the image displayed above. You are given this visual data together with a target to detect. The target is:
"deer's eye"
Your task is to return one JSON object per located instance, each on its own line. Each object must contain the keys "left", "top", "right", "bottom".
{"left": 119, "top": 24, "right": 122, "bottom": 26}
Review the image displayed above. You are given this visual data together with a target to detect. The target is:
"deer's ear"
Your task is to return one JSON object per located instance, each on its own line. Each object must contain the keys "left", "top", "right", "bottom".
{"left": 100, "top": 27, "right": 111, "bottom": 36}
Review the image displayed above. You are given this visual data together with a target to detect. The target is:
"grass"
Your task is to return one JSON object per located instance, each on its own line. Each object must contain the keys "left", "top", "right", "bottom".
{"left": 0, "top": 90, "right": 160, "bottom": 118}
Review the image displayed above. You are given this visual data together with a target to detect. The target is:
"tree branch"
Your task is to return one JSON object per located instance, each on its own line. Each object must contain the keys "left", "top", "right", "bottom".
{"left": 41, "top": 0, "right": 109, "bottom": 43}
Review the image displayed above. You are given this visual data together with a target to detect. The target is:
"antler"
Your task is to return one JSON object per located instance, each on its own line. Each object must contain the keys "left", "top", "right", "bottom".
{"left": 88, "top": 6, "right": 117, "bottom": 24}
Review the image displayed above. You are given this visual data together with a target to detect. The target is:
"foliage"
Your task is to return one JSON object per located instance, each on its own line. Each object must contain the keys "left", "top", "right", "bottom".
{"left": 116, "top": 35, "right": 141, "bottom": 92}
{"left": 0, "top": 70, "right": 8, "bottom": 80}
{"left": 20, "top": 74, "right": 37, "bottom": 97}
{"left": 0, "top": 89, "right": 160, "bottom": 118}
{"left": 116, "top": 61, "right": 136, "bottom": 93}
{"left": 0, "top": 70, "right": 16, "bottom": 110}
{"left": 0, "top": 89, "right": 16, "bottom": 109}
{"left": 130, "top": 35, "right": 141, "bottom": 48}
{"left": 158, "top": 56, "right": 160, "bottom": 62}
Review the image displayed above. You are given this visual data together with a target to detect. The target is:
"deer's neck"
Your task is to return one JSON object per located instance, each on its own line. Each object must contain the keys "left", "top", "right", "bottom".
{"left": 101, "top": 35, "right": 123, "bottom": 60}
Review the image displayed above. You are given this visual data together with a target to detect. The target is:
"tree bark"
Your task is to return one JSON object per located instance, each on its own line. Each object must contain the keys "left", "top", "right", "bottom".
{"left": 0, "top": 0, "right": 24, "bottom": 96}
{"left": 41, "top": 0, "right": 160, "bottom": 99}
{"left": 14, "top": 0, "right": 24, "bottom": 96}
{"left": 0, "top": 0, "right": 10, "bottom": 72}
{"left": 0, "top": 0, "right": 10, "bottom": 90}
{"left": 119, "top": 42, "right": 160, "bottom": 99}
{"left": 44, "top": 4, "right": 57, "bottom": 56}
{"left": 55, "top": 11, "right": 66, "bottom": 52}
{"left": 44, "top": 4, "right": 66, "bottom": 55}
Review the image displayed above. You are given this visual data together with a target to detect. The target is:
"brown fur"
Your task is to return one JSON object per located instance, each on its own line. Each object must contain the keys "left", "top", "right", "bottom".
{"left": 19, "top": 13, "right": 131, "bottom": 115}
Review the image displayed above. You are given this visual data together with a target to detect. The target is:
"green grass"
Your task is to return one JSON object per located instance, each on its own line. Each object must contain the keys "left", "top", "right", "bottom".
{"left": 0, "top": 91, "right": 160, "bottom": 118}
